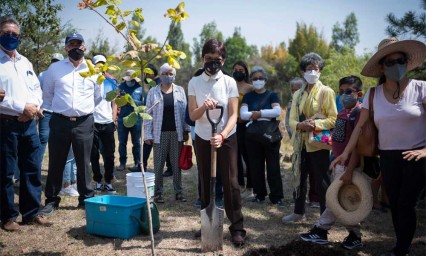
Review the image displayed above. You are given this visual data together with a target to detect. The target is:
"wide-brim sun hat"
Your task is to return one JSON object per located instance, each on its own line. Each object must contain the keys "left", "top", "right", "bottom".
{"left": 361, "top": 37, "right": 426, "bottom": 78}
{"left": 326, "top": 171, "right": 373, "bottom": 226}
{"left": 122, "top": 69, "right": 141, "bottom": 82}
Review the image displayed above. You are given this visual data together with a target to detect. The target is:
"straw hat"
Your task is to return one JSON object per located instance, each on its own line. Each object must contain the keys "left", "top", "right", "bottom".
{"left": 361, "top": 37, "right": 426, "bottom": 77}
{"left": 326, "top": 171, "right": 373, "bottom": 226}
{"left": 122, "top": 69, "right": 141, "bottom": 82}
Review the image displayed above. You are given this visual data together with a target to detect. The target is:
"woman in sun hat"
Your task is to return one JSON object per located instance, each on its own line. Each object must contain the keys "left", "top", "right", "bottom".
{"left": 331, "top": 38, "right": 426, "bottom": 256}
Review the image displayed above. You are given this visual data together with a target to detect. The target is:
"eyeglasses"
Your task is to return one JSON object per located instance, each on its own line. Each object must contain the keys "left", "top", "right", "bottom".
{"left": 252, "top": 77, "right": 265, "bottom": 81}
{"left": 343, "top": 88, "right": 358, "bottom": 95}
{"left": 384, "top": 57, "right": 407, "bottom": 67}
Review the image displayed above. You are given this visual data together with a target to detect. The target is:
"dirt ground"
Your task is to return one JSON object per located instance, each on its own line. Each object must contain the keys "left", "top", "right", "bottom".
{"left": 1, "top": 136, "right": 425, "bottom": 256}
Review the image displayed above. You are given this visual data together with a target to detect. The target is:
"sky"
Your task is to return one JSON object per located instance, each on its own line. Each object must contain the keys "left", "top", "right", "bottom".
{"left": 58, "top": 0, "right": 424, "bottom": 57}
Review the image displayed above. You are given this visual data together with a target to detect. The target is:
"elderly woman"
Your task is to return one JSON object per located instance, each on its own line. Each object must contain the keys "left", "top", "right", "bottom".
{"left": 144, "top": 63, "right": 190, "bottom": 203}
{"left": 283, "top": 52, "right": 337, "bottom": 223}
{"left": 332, "top": 38, "right": 426, "bottom": 256}
{"left": 240, "top": 66, "right": 284, "bottom": 206}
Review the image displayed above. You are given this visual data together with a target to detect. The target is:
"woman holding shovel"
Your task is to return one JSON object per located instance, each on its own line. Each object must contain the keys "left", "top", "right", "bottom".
{"left": 188, "top": 39, "right": 246, "bottom": 248}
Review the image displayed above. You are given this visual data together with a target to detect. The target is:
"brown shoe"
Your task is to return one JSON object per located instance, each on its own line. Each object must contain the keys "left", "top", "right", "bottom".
{"left": 3, "top": 220, "right": 20, "bottom": 232}
{"left": 27, "top": 215, "right": 52, "bottom": 227}
{"left": 231, "top": 231, "right": 246, "bottom": 246}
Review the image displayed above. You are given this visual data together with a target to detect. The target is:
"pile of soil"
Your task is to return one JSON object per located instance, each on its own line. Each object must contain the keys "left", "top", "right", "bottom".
{"left": 243, "top": 240, "right": 345, "bottom": 256}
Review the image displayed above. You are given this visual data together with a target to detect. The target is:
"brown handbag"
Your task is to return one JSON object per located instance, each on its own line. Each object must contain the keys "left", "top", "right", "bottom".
{"left": 356, "top": 87, "right": 379, "bottom": 156}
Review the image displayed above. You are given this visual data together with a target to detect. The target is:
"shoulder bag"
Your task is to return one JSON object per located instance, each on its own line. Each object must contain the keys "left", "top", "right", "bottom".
{"left": 178, "top": 143, "right": 193, "bottom": 170}
{"left": 356, "top": 87, "right": 378, "bottom": 156}
{"left": 308, "top": 87, "right": 333, "bottom": 150}
{"left": 245, "top": 91, "right": 282, "bottom": 145}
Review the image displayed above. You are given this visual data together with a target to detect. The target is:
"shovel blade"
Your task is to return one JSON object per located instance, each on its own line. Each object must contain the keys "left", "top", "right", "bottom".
{"left": 200, "top": 203, "right": 224, "bottom": 252}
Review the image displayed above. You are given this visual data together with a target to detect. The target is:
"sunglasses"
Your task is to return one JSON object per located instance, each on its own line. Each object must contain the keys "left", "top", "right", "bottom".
{"left": 383, "top": 57, "right": 407, "bottom": 67}
{"left": 252, "top": 77, "right": 265, "bottom": 81}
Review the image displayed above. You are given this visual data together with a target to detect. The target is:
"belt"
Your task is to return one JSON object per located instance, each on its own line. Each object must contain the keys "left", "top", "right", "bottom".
{"left": 54, "top": 113, "right": 91, "bottom": 122}
{"left": 0, "top": 114, "right": 19, "bottom": 120}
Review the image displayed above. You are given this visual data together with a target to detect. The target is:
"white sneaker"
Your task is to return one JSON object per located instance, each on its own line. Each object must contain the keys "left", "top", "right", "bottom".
{"left": 241, "top": 188, "right": 255, "bottom": 199}
{"left": 282, "top": 213, "right": 306, "bottom": 223}
{"left": 59, "top": 186, "right": 79, "bottom": 197}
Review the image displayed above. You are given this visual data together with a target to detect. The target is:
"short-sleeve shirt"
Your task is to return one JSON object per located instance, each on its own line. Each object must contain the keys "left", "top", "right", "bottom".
{"left": 188, "top": 70, "right": 239, "bottom": 140}
{"left": 363, "top": 79, "right": 426, "bottom": 150}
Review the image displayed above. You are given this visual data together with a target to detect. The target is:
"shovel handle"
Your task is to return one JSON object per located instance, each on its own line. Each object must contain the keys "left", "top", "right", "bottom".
{"left": 206, "top": 105, "right": 223, "bottom": 179}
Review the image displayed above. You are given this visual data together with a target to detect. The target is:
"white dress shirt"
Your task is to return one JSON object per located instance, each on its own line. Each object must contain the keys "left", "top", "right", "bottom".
{"left": 42, "top": 57, "right": 102, "bottom": 117}
{"left": 0, "top": 49, "right": 42, "bottom": 116}
{"left": 93, "top": 78, "right": 114, "bottom": 124}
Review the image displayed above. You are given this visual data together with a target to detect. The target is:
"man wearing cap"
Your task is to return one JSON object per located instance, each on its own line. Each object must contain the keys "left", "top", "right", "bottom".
{"left": 40, "top": 32, "right": 102, "bottom": 215}
{"left": 0, "top": 15, "right": 51, "bottom": 231}
{"left": 90, "top": 54, "right": 118, "bottom": 194}
{"left": 117, "top": 69, "right": 145, "bottom": 171}
{"left": 38, "top": 52, "right": 64, "bottom": 160}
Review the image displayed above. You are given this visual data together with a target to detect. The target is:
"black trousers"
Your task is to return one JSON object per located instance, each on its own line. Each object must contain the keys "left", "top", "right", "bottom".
{"left": 380, "top": 149, "right": 426, "bottom": 256}
{"left": 91, "top": 122, "right": 115, "bottom": 183}
{"left": 45, "top": 114, "right": 95, "bottom": 205}
{"left": 236, "top": 122, "right": 252, "bottom": 188}
{"left": 245, "top": 138, "right": 283, "bottom": 203}
{"left": 194, "top": 133, "right": 245, "bottom": 235}
{"left": 294, "top": 147, "right": 331, "bottom": 215}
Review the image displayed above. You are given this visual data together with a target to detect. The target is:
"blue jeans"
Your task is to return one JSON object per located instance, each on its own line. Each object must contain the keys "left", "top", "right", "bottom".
{"left": 38, "top": 111, "right": 52, "bottom": 160}
{"left": 63, "top": 147, "right": 77, "bottom": 184}
{"left": 0, "top": 118, "right": 42, "bottom": 223}
{"left": 117, "top": 117, "right": 141, "bottom": 166}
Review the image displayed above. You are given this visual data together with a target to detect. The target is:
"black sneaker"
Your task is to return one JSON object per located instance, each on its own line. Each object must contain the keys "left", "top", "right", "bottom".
{"left": 300, "top": 226, "right": 328, "bottom": 245}
{"left": 104, "top": 183, "right": 116, "bottom": 194}
{"left": 341, "top": 231, "right": 363, "bottom": 250}
{"left": 39, "top": 202, "right": 57, "bottom": 217}
{"left": 163, "top": 169, "right": 173, "bottom": 177}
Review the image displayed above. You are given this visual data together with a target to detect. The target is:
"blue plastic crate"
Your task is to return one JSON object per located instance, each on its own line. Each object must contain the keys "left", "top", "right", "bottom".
{"left": 84, "top": 195, "right": 146, "bottom": 239}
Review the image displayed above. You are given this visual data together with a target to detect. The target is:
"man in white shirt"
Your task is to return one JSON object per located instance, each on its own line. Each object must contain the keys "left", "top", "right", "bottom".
{"left": 0, "top": 16, "right": 51, "bottom": 231}
{"left": 90, "top": 54, "right": 117, "bottom": 194}
{"left": 40, "top": 32, "right": 102, "bottom": 215}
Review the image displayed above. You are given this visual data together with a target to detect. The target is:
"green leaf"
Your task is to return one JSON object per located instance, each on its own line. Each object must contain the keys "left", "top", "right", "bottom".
{"left": 139, "top": 113, "right": 152, "bottom": 120}
{"left": 127, "top": 95, "right": 137, "bottom": 108}
{"left": 123, "top": 60, "right": 137, "bottom": 67}
{"left": 106, "top": 90, "right": 119, "bottom": 102}
{"left": 165, "top": 44, "right": 172, "bottom": 51}
{"left": 115, "top": 96, "right": 128, "bottom": 107}
{"left": 105, "top": 5, "right": 115, "bottom": 16}
{"left": 96, "top": 75, "right": 106, "bottom": 85}
{"left": 143, "top": 67, "right": 154, "bottom": 75}
{"left": 148, "top": 79, "right": 157, "bottom": 87}
{"left": 131, "top": 70, "right": 141, "bottom": 80}
{"left": 130, "top": 20, "right": 139, "bottom": 27}
{"left": 108, "top": 65, "right": 121, "bottom": 71}
{"left": 135, "top": 105, "right": 147, "bottom": 113}
{"left": 112, "top": 17, "right": 117, "bottom": 25}
{"left": 102, "top": 63, "right": 109, "bottom": 72}
{"left": 123, "top": 10, "right": 131, "bottom": 17}
{"left": 116, "top": 22, "right": 126, "bottom": 31}
{"left": 107, "top": 55, "right": 115, "bottom": 62}
{"left": 123, "top": 112, "right": 138, "bottom": 127}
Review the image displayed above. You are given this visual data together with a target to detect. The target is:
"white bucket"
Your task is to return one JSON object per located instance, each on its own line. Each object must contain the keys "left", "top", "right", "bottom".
{"left": 126, "top": 172, "right": 155, "bottom": 201}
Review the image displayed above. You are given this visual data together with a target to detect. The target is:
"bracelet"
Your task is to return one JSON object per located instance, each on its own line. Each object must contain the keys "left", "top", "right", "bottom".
{"left": 219, "top": 133, "right": 224, "bottom": 142}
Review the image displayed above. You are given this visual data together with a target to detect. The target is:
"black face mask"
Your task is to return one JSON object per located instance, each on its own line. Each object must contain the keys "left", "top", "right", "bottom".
{"left": 204, "top": 60, "right": 222, "bottom": 75}
{"left": 233, "top": 71, "right": 245, "bottom": 82}
{"left": 68, "top": 48, "right": 84, "bottom": 61}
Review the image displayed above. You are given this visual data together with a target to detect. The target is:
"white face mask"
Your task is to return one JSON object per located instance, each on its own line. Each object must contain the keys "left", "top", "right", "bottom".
{"left": 253, "top": 80, "right": 265, "bottom": 90}
{"left": 304, "top": 70, "right": 320, "bottom": 85}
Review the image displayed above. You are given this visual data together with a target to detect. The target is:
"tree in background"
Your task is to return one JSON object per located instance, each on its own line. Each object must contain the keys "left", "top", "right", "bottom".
{"left": 386, "top": 0, "right": 426, "bottom": 39}
{"left": 223, "top": 27, "right": 257, "bottom": 73}
{"left": 288, "top": 22, "right": 330, "bottom": 62}
{"left": 168, "top": 22, "right": 193, "bottom": 89}
{"left": 331, "top": 12, "right": 360, "bottom": 52}
{"left": 386, "top": 0, "right": 426, "bottom": 80}
{"left": 88, "top": 29, "right": 117, "bottom": 57}
{"left": 192, "top": 21, "right": 223, "bottom": 68}
{"left": 0, "top": 0, "right": 65, "bottom": 73}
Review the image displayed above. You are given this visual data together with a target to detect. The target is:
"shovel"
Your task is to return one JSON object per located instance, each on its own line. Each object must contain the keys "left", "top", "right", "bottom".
{"left": 201, "top": 105, "right": 225, "bottom": 252}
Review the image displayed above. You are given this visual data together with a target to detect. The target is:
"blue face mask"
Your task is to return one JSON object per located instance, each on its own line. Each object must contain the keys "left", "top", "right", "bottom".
{"left": 126, "top": 81, "right": 135, "bottom": 87}
{"left": 0, "top": 33, "right": 20, "bottom": 51}
{"left": 160, "top": 75, "right": 175, "bottom": 85}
